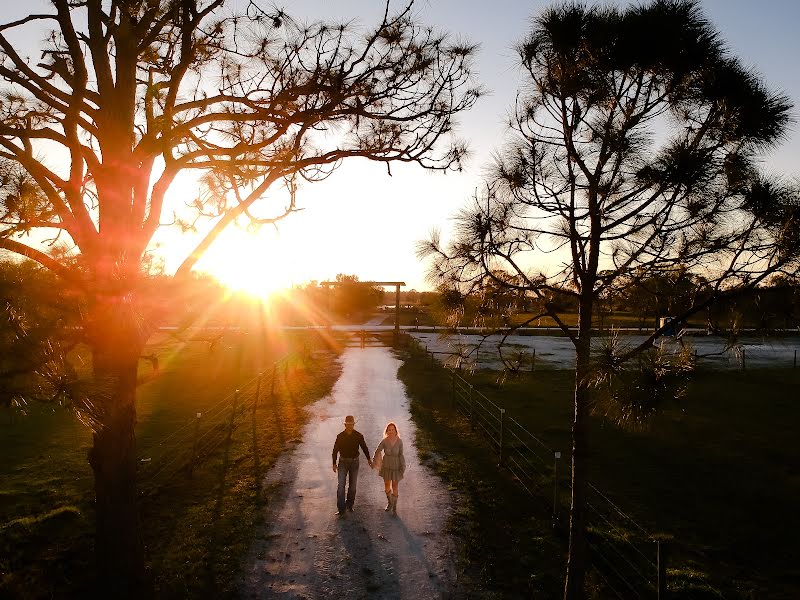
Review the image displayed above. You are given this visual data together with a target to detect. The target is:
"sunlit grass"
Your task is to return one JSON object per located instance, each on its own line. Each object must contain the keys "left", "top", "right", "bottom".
{"left": 0, "top": 330, "right": 343, "bottom": 599}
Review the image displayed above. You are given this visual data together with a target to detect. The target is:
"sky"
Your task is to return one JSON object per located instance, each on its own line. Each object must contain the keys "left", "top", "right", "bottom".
{"left": 176, "top": 0, "right": 800, "bottom": 294}
{"left": 5, "top": 1, "right": 800, "bottom": 294}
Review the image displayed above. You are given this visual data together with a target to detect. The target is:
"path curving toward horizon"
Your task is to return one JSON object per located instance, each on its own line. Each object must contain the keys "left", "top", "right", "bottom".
{"left": 242, "top": 346, "right": 462, "bottom": 599}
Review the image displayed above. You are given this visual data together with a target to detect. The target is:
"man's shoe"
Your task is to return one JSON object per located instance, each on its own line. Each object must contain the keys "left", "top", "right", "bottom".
{"left": 346, "top": 505, "right": 354, "bottom": 512}
{"left": 335, "top": 510, "right": 346, "bottom": 516}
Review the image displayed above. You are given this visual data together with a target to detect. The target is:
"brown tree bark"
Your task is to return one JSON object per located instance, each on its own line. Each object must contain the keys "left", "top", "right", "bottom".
{"left": 564, "top": 294, "right": 594, "bottom": 600}
{"left": 86, "top": 294, "right": 148, "bottom": 597}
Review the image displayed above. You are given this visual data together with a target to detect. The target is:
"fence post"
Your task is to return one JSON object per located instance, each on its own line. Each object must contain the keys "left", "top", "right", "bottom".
{"left": 228, "top": 389, "right": 240, "bottom": 439}
{"left": 742, "top": 347, "right": 746, "bottom": 371}
{"left": 468, "top": 384, "right": 474, "bottom": 429}
{"left": 794, "top": 349, "right": 797, "bottom": 368}
{"left": 552, "top": 451, "right": 561, "bottom": 528}
{"left": 451, "top": 369, "right": 456, "bottom": 409}
{"left": 531, "top": 347, "right": 536, "bottom": 372}
{"left": 270, "top": 363, "right": 277, "bottom": 397}
{"left": 498, "top": 408, "right": 506, "bottom": 466}
{"left": 253, "top": 374, "right": 262, "bottom": 415}
{"left": 188, "top": 412, "right": 202, "bottom": 478}
{"left": 657, "top": 540, "right": 668, "bottom": 600}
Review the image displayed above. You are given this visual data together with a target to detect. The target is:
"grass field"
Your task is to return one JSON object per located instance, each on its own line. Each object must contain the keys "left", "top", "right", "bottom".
{"left": 5, "top": 327, "right": 795, "bottom": 599}
{"left": 398, "top": 338, "right": 800, "bottom": 599}
{"left": 0, "top": 328, "right": 343, "bottom": 600}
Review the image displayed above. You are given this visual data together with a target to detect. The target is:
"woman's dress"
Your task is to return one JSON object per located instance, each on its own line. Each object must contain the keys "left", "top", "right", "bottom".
{"left": 373, "top": 437, "right": 406, "bottom": 481}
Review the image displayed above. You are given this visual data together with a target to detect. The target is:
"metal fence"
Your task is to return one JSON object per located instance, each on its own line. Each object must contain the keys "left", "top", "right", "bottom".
{"left": 421, "top": 341, "right": 724, "bottom": 599}
{"left": 137, "top": 353, "right": 294, "bottom": 486}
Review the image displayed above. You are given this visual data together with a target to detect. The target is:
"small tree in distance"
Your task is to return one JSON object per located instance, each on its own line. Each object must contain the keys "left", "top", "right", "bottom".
{"left": 332, "top": 273, "right": 385, "bottom": 319}
{"left": 0, "top": 0, "right": 479, "bottom": 594}
{"left": 420, "top": 1, "right": 798, "bottom": 597}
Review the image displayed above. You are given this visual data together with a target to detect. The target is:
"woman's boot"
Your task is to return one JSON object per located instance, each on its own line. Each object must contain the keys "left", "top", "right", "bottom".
{"left": 385, "top": 491, "right": 392, "bottom": 511}
{"left": 391, "top": 494, "right": 399, "bottom": 515}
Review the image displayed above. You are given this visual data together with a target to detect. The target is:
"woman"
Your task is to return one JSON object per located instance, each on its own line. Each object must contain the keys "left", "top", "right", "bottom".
{"left": 372, "top": 421, "right": 406, "bottom": 514}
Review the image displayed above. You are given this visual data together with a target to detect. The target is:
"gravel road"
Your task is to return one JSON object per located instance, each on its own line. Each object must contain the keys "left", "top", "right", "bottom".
{"left": 243, "top": 346, "right": 462, "bottom": 599}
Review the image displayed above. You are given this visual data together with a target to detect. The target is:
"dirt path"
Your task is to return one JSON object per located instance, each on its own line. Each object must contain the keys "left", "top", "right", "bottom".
{"left": 243, "top": 346, "right": 462, "bottom": 599}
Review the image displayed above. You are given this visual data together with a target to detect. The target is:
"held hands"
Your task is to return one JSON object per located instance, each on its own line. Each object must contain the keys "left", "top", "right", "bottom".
{"left": 332, "top": 460, "right": 373, "bottom": 471}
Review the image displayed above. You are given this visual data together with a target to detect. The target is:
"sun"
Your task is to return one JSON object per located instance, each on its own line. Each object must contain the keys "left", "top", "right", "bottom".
{"left": 210, "top": 258, "right": 283, "bottom": 299}
{"left": 194, "top": 227, "right": 296, "bottom": 299}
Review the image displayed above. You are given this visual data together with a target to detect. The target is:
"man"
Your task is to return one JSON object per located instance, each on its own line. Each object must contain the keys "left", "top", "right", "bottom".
{"left": 332, "top": 415, "right": 372, "bottom": 516}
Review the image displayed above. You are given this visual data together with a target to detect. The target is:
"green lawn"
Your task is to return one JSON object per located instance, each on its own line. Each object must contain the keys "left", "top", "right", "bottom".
{"left": 0, "top": 329, "right": 343, "bottom": 599}
{"left": 398, "top": 339, "right": 800, "bottom": 599}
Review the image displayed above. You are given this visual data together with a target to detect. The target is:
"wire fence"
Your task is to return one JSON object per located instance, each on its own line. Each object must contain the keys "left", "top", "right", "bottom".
{"left": 137, "top": 353, "right": 295, "bottom": 487}
{"left": 419, "top": 335, "right": 800, "bottom": 373}
{"left": 418, "top": 340, "right": 725, "bottom": 599}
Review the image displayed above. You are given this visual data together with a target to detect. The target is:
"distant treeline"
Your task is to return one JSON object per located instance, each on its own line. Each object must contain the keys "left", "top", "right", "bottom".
{"left": 0, "top": 262, "right": 431, "bottom": 333}
{"left": 2, "top": 259, "right": 797, "bottom": 335}
{"left": 447, "top": 270, "right": 800, "bottom": 332}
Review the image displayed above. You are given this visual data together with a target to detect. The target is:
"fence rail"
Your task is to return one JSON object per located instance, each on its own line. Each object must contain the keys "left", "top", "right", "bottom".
{"left": 417, "top": 341, "right": 723, "bottom": 599}
{"left": 137, "top": 353, "right": 295, "bottom": 486}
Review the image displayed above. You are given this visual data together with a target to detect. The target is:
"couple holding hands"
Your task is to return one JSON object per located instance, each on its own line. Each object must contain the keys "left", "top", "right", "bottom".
{"left": 331, "top": 415, "right": 406, "bottom": 516}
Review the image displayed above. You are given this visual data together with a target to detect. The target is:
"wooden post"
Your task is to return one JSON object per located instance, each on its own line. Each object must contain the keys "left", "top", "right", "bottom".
{"left": 271, "top": 364, "right": 277, "bottom": 397}
{"left": 498, "top": 408, "right": 506, "bottom": 466}
{"left": 794, "top": 349, "right": 797, "bottom": 368}
{"left": 394, "top": 284, "right": 401, "bottom": 344}
{"left": 451, "top": 370, "right": 456, "bottom": 409}
{"left": 468, "top": 384, "right": 474, "bottom": 429}
{"left": 188, "top": 412, "right": 202, "bottom": 478}
{"left": 325, "top": 282, "right": 331, "bottom": 328}
{"left": 253, "top": 374, "right": 262, "bottom": 415}
{"left": 742, "top": 347, "right": 746, "bottom": 371}
{"left": 531, "top": 347, "right": 536, "bottom": 372}
{"left": 228, "top": 390, "right": 240, "bottom": 439}
{"left": 553, "top": 451, "right": 561, "bottom": 527}
{"left": 657, "top": 540, "right": 668, "bottom": 600}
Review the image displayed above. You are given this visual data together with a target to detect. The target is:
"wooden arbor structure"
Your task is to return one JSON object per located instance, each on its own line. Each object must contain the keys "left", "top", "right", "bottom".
{"left": 320, "top": 280, "right": 406, "bottom": 340}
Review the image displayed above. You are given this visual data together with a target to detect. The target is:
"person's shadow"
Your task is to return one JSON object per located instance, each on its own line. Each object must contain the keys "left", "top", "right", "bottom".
{"left": 334, "top": 509, "right": 446, "bottom": 597}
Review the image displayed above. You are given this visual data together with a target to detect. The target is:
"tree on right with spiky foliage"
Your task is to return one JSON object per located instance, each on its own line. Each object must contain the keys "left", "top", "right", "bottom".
{"left": 420, "top": 2, "right": 799, "bottom": 596}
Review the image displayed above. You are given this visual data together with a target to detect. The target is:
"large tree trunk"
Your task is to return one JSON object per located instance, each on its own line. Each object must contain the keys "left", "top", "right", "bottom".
{"left": 86, "top": 296, "right": 147, "bottom": 597}
{"left": 564, "top": 295, "right": 594, "bottom": 600}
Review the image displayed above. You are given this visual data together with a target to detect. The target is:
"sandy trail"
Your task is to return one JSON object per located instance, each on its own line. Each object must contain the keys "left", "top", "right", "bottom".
{"left": 243, "top": 346, "right": 461, "bottom": 599}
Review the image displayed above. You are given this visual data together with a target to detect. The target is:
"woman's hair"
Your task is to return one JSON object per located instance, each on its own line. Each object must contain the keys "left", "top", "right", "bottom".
{"left": 384, "top": 421, "right": 399, "bottom": 437}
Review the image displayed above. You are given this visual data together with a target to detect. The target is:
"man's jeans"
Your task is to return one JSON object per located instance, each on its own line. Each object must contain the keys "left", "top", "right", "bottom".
{"left": 337, "top": 457, "right": 360, "bottom": 512}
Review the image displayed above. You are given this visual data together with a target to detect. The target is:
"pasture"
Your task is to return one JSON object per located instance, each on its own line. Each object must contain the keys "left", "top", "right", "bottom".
{"left": 4, "top": 326, "right": 797, "bottom": 599}
{"left": 0, "top": 329, "right": 342, "bottom": 599}
{"left": 399, "top": 342, "right": 800, "bottom": 599}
